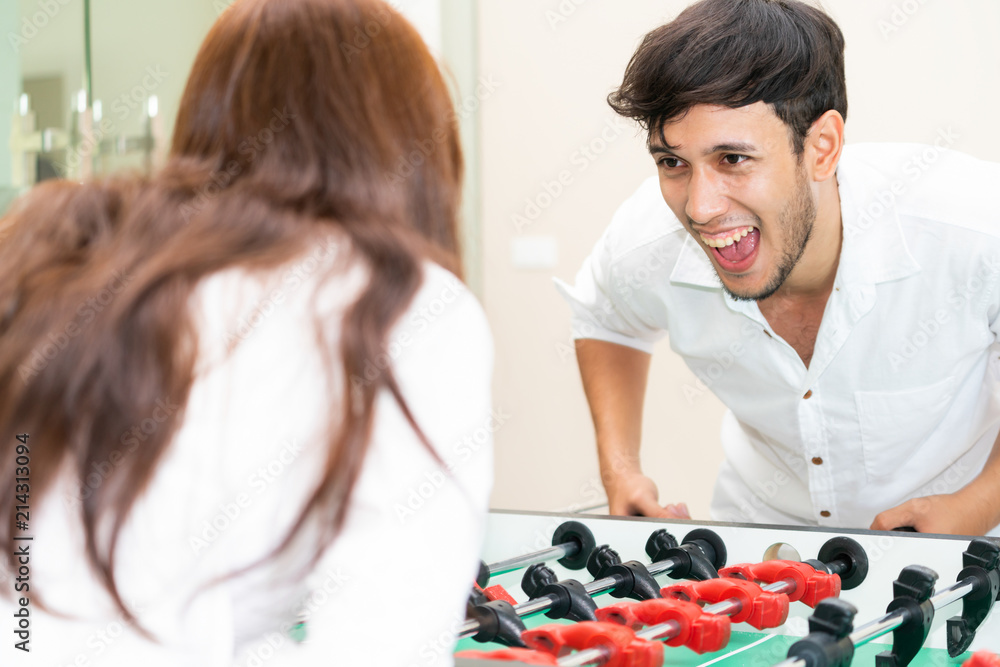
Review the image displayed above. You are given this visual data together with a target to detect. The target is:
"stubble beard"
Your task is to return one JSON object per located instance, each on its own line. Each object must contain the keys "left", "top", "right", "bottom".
{"left": 722, "top": 170, "right": 817, "bottom": 303}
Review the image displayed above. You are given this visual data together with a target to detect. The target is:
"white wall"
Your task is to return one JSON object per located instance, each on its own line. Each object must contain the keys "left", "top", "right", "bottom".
{"left": 395, "top": 0, "right": 443, "bottom": 54}
{"left": 480, "top": 0, "right": 1000, "bottom": 517}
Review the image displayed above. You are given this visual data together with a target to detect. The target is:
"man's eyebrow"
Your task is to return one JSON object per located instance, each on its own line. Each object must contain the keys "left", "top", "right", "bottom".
{"left": 706, "top": 142, "right": 759, "bottom": 155}
{"left": 647, "top": 142, "right": 679, "bottom": 155}
{"left": 647, "top": 141, "right": 760, "bottom": 156}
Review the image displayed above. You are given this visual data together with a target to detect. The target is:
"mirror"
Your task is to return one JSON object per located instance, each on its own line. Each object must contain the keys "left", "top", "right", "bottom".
{"left": 5, "top": 0, "right": 215, "bottom": 197}
{"left": 3, "top": 1, "right": 999, "bottom": 530}
{"left": 469, "top": 0, "right": 1000, "bottom": 525}
{"left": 2, "top": 1, "right": 88, "bottom": 210}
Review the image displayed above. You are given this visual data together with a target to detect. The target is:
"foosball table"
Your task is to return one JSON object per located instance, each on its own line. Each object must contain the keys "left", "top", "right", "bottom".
{"left": 455, "top": 511, "right": 1000, "bottom": 667}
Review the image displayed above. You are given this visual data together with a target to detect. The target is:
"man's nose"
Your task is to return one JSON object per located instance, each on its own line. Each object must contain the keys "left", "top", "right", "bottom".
{"left": 685, "top": 168, "right": 728, "bottom": 225}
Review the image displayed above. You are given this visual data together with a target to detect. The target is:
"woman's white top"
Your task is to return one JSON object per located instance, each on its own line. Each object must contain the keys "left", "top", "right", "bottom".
{"left": 1, "top": 241, "right": 494, "bottom": 666}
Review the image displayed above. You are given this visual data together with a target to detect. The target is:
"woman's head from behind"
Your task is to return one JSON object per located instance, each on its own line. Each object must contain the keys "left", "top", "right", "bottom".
{"left": 0, "top": 0, "right": 465, "bottom": 626}
{"left": 172, "top": 0, "right": 463, "bottom": 263}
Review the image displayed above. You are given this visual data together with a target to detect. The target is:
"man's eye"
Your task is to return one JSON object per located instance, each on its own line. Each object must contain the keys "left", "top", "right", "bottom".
{"left": 723, "top": 154, "right": 749, "bottom": 165}
{"left": 659, "top": 157, "right": 684, "bottom": 169}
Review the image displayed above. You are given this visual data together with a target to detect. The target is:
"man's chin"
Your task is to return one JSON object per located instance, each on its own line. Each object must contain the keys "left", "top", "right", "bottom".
{"left": 719, "top": 272, "right": 784, "bottom": 302}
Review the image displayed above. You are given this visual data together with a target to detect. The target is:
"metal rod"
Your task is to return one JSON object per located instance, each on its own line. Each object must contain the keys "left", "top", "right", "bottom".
{"left": 512, "top": 596, "right": 558, "bottom": 619}
{"left": 460, "top": 556, "right": 684, "bottom": 640}
{"left": 762, "top": 578, "right": 797, "bottom": 597}
{"left": 558, "top": 645, "right": 612, "bottom": 667}
{"left": 558, "top": 575, "right": 810, "bottom": 667}
{"left": 697, "top": 576, "right": 795, "bottom": 617}
{"left": 555, "top": 578, "right": 798, "bottom": 666}
{"left": 772, "top": 658, "right": 808, "bottom": 667}
{"left": 770, "top": 577, "right": 978, "bottom": 667}
{"left": 635, "top": 619, "right": 683, "bottom": 642}
{"left": 488, "top": 544, "right": 574, "bottom": 577}
{"left": 458, "top": 619, "right": 478, "bottom": 638}
{"left": 458, "top": 593, "right": 559, "bottom": 638}
{"left": 646, "top": 556, "right": 684, "bottom": 578}
{"left": 849, "top": 578, "right": 975, "bottom": 648}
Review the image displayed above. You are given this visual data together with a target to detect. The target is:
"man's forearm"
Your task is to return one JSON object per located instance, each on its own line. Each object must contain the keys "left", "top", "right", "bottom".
{"left": 956, "top": 426, "right": 1000, "bottom": 532}
{"left": 873, "top": 425, "right": 1000, "bottom": 534}
{"left": 574, "top": 338, "right": 651, "bottom": 482}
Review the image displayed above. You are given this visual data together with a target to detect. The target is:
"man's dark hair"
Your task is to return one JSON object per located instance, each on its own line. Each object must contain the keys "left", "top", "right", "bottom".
{"left": 609, "top": 0, "right": 847, "bottom": 154}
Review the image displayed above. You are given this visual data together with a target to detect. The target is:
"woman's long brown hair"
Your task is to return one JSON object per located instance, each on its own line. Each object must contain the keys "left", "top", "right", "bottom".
{"left": 0, "top": 0, "right": 463, "bottom": 624}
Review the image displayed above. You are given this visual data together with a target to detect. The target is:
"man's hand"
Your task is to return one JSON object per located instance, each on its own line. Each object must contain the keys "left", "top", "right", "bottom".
{"left": 871, "top": 493, "right": 994, "bottom": 535}
{"left": 606, "top": 471, "right": 691, "bottom": 519}
{"left": 574, "top": 340, "right": 690, "bottom": 519}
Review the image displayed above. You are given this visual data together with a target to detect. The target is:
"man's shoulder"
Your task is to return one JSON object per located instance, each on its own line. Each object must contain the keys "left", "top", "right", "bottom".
{"left": 841, "top": 142, "right": 1000, "bottom": 238}
{"left": 600, "top": 176, "right": 688, "bottom": 265}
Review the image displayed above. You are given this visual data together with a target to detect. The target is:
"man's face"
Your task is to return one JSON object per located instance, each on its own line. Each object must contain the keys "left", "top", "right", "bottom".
{"left": 651, "top": 102, "right": 817, "bottom": 301}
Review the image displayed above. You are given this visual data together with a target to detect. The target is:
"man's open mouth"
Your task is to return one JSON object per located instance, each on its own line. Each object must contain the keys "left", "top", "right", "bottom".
{"left": 698, "top": 226, "right": 760, "bottom": 272}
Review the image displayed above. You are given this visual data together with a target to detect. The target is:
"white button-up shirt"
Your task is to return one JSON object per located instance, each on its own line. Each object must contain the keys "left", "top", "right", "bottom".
{"left": 556, "top": 143, "right": 1000, "bottom": 530}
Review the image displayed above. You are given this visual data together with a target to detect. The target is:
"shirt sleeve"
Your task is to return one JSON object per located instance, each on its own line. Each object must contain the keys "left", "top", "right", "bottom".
{"left": 554, "top": 181, "right": 671, "bottom": 355}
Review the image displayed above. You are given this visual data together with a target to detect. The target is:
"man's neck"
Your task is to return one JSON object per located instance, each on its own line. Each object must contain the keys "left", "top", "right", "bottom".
{"left": 768, "top": 175, "right": 843, "bottom": 302}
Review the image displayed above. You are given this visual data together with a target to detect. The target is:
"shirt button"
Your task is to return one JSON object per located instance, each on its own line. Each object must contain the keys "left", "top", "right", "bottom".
{"left": 820, "top": 511, "right": 831, "bottom": 518}
{"left": 803, "top": 390, "right": 813, "bottom": 399}
{"left": 811, "top": 457, "right": 824, "bottom": 465}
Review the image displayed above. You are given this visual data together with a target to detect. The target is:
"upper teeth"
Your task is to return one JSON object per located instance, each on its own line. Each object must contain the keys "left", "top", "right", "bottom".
{"left": 699, "top": 226, "right": 754, "bottom": 248}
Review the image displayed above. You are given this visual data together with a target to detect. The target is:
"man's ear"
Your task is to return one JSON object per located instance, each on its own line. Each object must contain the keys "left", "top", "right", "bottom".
{"left": 804, "top": 109, "right": 845, "bottom": 182}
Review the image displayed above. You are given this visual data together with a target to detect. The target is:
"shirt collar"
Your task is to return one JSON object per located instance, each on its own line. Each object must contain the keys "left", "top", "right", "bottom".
{"left": 669, "top": 234, "right": 722, "bottom": 289}
{"left": 668, "top": 148, "right": 922, "bottom": 291}
{"left": 836, "top": 149, "right": 922, "bottom": 287}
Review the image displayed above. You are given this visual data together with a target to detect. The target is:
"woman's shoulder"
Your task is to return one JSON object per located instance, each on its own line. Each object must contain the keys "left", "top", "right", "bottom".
{"left": 411, "top": 262, "right": 490, "bottom": 334}
{"left": 391, "top": 262, "right": 493, "bottom": 377}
